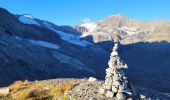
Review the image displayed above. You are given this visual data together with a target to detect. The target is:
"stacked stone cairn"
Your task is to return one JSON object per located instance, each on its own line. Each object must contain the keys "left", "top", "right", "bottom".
{"left": 99, "top": 42, "right": 133, "bottom": 99}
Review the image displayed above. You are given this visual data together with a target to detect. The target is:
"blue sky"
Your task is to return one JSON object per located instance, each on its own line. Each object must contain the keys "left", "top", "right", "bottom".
{"left": 0, "top": 0, "right": 169, "bottom": 25}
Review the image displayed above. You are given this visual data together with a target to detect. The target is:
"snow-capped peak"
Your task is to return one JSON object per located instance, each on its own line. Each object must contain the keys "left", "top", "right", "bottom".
{"left": 22, "top": 14, "right": 34, "bottom": 18}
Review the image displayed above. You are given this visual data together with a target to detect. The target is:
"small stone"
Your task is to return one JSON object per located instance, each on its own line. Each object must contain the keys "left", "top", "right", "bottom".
{"left": 0, "top": 88, "right": 9, "bottom": 95}
{"left": 116, "top": 92, "right": 126, "bottom": 100}
{"left": 106, "top": 91, "right": 114, "bottom": 98}
{"left": 140, "top": 94, "right": 146, "bottom": 99}
{"left": 88, "top": 77, "right": 97, "bottom": 82}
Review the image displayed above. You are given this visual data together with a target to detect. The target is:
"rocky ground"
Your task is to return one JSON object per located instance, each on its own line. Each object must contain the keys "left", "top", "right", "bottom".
{"left": 0, "top": 78, "right": 170, "bottom": 100}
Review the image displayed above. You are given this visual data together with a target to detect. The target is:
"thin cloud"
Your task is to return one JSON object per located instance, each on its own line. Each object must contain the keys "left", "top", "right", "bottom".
{"left": 81, "top": 17, "right": 91, "bottom": 23}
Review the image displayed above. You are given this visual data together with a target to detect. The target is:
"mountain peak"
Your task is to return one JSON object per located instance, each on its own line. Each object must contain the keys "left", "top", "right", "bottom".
{"left": 107, "top": 14, "right": 127, "bottom": 19}
{"left": 22, "top": 14, "right": 33, "bottom": 18}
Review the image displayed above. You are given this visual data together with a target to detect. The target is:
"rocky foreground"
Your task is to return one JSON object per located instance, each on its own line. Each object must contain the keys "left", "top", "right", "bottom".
{"left": 0, "top": 78, "right": 170, "bottom": 100}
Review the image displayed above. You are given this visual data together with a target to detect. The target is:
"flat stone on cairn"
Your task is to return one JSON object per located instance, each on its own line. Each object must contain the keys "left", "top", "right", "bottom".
{"left": 99, "top": 42, "right": 133, "bottom": 99}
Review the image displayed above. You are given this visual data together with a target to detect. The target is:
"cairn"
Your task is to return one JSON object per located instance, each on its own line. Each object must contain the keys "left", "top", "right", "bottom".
{"left": 99, "top": 42, "right": 133, "bottom": 99}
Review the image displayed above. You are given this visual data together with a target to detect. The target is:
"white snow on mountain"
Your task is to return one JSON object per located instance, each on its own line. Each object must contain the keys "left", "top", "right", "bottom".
{"left": 28, "top": 40, "right": 60, "bottom": 50}
{"left": 17, "top": 15, "right": 93, "bottom": 47}
{"left": 42, "top": 22, "right": 93, "bottom": 47}
{"left": 80, "top": 22, "right": 97, "bottom": 33}
{"left": 15, "top": 36, "right": 60, "bottom": 49}
{"left": 19, "top": 15, "right": 41, "bottom": 26}
{"left": 55, "top": 30, "right": 93, "bottom": 47}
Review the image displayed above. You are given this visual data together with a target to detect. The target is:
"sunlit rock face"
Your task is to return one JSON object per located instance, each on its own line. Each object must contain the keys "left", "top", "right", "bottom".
{"left": 75, "top": 14, "right": 170, "bottom": 44}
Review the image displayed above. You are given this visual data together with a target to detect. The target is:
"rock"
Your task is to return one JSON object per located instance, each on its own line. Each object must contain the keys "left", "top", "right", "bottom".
{"left": 118, "top": 85, "right": 125, "bottom": 92}
{"left": 112, "top": 80, "right": 121, "bottom": 86}
{"left": 111, "top": 86, "right": 118, "bottom": 92}
{"left": 114, "top": 43, "right": 118, "bottom": 49}
{"left": 88, "top": 77, "right": 97, "bottom": 82}
{"left": 99, "top": 88, "right": 106, "bottom": 94}
{"left": 140, "top": 94, "right": 146, "bottom": 99}
{"left": 89, "top": 98, "right": 96, "bottom": 100}
{"left": 106, "top": 91, "right": 114, "bottom": 98}
{"left": 111, "top": 51, "right": 118, "bottom": 56}
{"left": 0, "top": 88, "right": 9, "bottom": 95}
{"left": 103, "top": 84, "right": 112, "bottom": 90}
{"left": 106, "top": 68, "right": 115, "bottom": 74}
{"left": 113, "top": 76, "right": 120, "bottom": 81}
{"left": 116, "top": 92, "right": 126, "bottom": 100}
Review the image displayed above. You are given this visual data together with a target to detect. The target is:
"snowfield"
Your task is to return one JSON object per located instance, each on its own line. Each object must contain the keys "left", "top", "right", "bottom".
{"left": 28, "top": 40, "right": 60, "bottom": 50}
{"left": 54, "top": 30, "right": 93, "bottom": 47}
{"left": 15, "top": 36, "right": 60, "bottom": 50}
{"left": 19, "top": 14, "right": 41, "bottom": 26}
{"left": 43, "top": 22, "right": 93, "bottom": 47}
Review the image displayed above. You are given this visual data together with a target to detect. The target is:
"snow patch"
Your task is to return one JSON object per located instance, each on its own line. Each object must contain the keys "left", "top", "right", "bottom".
{"left": 80, "top": 22, "right": 97, "bottom": 33}
{"left": 23, "top": 14, "right": 33, "bottom": 18}
{"left": 28, "top": 40, "right": 60, "bottom": 50}
{"left": 55, "top": 30, "right": 92, "bottom": 47}
{"left": 19, "top": 15, "right": 41, "bottom": 26}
